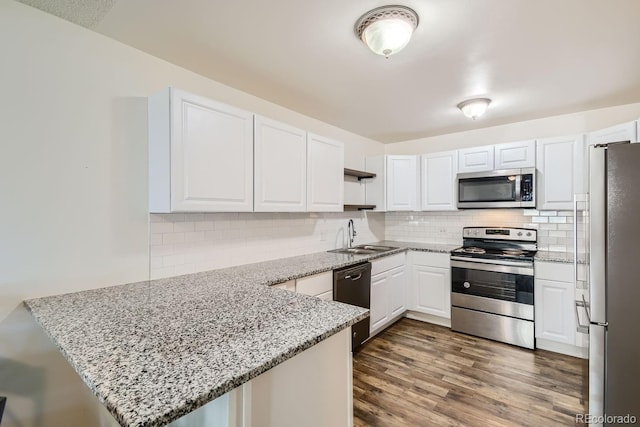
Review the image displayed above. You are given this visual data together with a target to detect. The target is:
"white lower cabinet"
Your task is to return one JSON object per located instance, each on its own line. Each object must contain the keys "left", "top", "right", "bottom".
{"left": 409, "top": 252, "right": 451, "bottom": 320}
{"left": 534, "top": 261, "right": 588, "bottom": 358}
{"left": 295, "top": 271, "right": 333, "bottom": 300}
{"left": 535, "top": 278, "right": 575, "bottom": 344}
{"left": 369, "top": 253, "right": 407, "bottom": 336}
{"left": 272, "top": 280, "right": 296, "bottom": 292}
{"left": 167, "top": 328, "right": 352, "bottom": 427}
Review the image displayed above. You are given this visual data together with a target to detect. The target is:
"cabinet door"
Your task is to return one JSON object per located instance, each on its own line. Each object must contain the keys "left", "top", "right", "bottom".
{"left": 254, "top": 116, "right": 307, "bottom": 212}
{"left": 170, "top": 89, "right": 254, "bottom": 212}
{"left": 389, "top": 266, "right": 408, "bottom": 317}
{"left": 411, "top": 265, "right": 451, "bottom": 319}
{"left": 494, "top": 140, "right": 536, "bottom": 169}
{"left": 370, "top": 272, "right": 390, "bottom": 334}
{"left": 587, "top": 121, "right": 637, "bottom": 146}
{"left": 458, "top": 145, "right": 495, "bottom": 173}
{"left": 306, "top": 134, "right": 344, "bottom": 212}
{"left": 535, "top": 278, "right": 576, "bottom": 345}
{"left": 420, "top": 151, "right": 458, "bottom": 211}
{"left": 386, "top": 155, "right": 418, "bottom": 211}
{"left": 536, "top": 134, "right": 586, "bottom": 210}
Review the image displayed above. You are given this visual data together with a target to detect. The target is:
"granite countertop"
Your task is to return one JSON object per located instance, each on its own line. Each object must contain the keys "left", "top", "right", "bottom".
{"left": 20, "top": 239, "right": 524, "bottom": 427}
{"left": 534, "top": 251, "right": 589, "bottom": 264}
{"left": 24, "top": 263, "right": 369, "bottom": 427}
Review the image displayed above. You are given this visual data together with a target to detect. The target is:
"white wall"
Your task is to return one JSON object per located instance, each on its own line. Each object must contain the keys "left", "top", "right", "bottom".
{"left": 387, "top": 103, "right": 640, "bottom": 154}
{"left": 0, "top": 1, "right": 383, "bottom": 425}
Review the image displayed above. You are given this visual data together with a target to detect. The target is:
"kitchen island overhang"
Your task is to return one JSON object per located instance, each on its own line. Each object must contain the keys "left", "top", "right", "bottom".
{"left": 24, "top": 252, "right": 369, "bottom": 427}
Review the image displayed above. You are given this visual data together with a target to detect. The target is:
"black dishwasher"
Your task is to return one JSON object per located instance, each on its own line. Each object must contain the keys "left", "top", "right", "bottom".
{"left": 333, "top": 262, "right": 371, "bottom": 352}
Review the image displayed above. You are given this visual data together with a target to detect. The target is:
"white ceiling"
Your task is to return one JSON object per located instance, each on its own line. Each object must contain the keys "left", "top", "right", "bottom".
{"left": 19, "top": 0, "right": 640, "bottom": 143}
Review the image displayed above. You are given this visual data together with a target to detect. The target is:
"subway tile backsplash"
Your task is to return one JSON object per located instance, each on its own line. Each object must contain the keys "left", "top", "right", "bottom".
{"left": 385, "top": 209, "right": 583, "bottom": 253}
{"left": 149, "top": 209, "right": 583, "bottom": 279}
{"left": 149, "top": 212, "right": 385, "bottom": 279}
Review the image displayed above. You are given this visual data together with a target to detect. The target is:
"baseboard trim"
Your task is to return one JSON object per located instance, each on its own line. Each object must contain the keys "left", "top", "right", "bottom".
{"left": 404, "top": 311, "right": 451, "bottom": 328}
{"left": 537, "top": 338, "right": 589, "bottom": 359}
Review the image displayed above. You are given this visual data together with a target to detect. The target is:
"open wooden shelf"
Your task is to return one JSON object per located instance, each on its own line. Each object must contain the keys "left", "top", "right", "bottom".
{"left": 344, "top": 204, "right": 376, "bottom": 211}
{"left": 344, "top": 168, "right": 376, "bottom": 180}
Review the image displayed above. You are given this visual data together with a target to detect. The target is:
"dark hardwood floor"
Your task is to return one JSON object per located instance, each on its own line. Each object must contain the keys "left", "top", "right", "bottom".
{"left": 353, "top": 319, "right": 588, "bottom": 427}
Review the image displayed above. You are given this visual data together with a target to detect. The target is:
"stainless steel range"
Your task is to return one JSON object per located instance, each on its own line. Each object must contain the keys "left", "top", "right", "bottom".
{"left": 450, "top": 227, "right": 537, "bottom": 349}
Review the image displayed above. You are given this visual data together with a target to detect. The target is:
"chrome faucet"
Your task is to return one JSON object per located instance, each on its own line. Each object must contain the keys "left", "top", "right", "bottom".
{"left": 347, "top": 219, "right": 357, "bottom": 248}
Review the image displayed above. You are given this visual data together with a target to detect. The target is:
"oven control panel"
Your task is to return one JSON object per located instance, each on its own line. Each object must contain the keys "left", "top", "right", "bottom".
{"left": 462, "top": 227, "right": 536, "bottom": 242}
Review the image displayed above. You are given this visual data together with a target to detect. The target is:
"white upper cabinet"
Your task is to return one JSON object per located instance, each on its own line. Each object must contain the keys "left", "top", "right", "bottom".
{"left": 149, "top": 88, "right": 254, "bottom": 213}
{"left": 420, "top": 150, "right": 458, "bottom": 211}
{"left": 536, "top": 134, "right": 586, "bottom": 210}
{"left": 306, "top": 133, "right": 344, "bottom": 212}
{"left": 254, "top": 116, "right": 307, "bottom": 212}
{"left": 587, "top": 121, "right": 637, "bottom": 146}
{"left": 386, "top": 155, "right": 419, "bottom": 211}
{"left": 494, "top": 139, "right": 536, "bottom": 169}
{"left": 457, "top": 145, "right": 495, "bottom": 173}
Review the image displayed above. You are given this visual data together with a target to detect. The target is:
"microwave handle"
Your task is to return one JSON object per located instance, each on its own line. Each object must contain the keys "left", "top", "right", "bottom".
{"left": 515, "top": 174, "right": 522, "bottom": 201}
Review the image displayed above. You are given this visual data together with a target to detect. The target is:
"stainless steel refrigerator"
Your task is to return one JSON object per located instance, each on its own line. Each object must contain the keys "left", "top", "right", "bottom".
{"left": 589, "top": 142, "right": 640, "bottom": 425}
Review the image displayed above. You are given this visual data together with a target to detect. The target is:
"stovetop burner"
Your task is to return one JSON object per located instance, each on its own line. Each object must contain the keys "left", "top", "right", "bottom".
{"left": 451, "top": 227, "right": 538, "bottom": 262}
{"left": 460, "top": 247, "right": 486, "bottom": 254}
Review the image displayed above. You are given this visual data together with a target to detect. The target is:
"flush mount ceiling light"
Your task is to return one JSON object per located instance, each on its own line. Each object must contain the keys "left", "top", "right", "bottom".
{"left": 457, "top": 98, "right": 492, "bottom": 120}
{"left": 354, "top": 5, "right": 419, "bottom": 59}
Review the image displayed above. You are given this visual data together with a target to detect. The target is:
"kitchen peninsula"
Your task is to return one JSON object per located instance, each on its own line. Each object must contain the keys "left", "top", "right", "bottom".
{"left": 24, "top": 251, "right": 371, "bottom": 427}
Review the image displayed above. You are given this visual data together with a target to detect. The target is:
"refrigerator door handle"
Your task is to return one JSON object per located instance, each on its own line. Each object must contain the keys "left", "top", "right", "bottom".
{"left": 589, "top": 145, "right": 607, "bottom": 324}
{"left": 589, "top": 324, "right": 606, "bottom": 424}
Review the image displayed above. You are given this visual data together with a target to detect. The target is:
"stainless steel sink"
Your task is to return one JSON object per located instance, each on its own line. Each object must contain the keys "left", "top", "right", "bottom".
{"left": 328, "top": 244, "right": 399, "bottom": 255}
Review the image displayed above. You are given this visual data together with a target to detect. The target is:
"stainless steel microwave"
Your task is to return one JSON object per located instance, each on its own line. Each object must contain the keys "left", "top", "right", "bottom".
{"left": 457, "top": 168, "right": 536, "bottom": 209}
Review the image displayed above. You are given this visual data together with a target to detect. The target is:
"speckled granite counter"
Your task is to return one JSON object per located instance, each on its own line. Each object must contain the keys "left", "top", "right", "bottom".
{"left": 23, "top": 240, "right": 455, "bottom": 427}
{"left": 535, "top": 251, "right": 589, "bottom": 264}
{"left": 383, "top": 240, "right": 459, "bottom": 254}
{"left": 24, "top": 263, "right": 368, "bottom": 427}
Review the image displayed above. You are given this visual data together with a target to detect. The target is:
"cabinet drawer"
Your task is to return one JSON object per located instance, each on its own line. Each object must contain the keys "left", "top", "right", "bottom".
{"left": 272, "top": 280, "right": 296, "bottom": 292}
{"left": 410, "top": 251, "right": 450, "bottom": 268}
{"left": 535, "top": 261, "right": 572, "bottom": 282}
{"left": 316, "top": 290, "right": 333, "bottom": 301}
{"left": 296, "top": 271, "right": 333, "bottom": 296}
{"left": 371, "top": 253, "right": 406, "bottom": 276}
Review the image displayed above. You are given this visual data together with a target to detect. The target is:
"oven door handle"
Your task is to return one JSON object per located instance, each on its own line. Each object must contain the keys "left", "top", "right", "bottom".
{"left": 450, "top": 256, "right": 534, "bottom": 268}
{"left": 451, "top": 258, "right": 534, "bottom": 276}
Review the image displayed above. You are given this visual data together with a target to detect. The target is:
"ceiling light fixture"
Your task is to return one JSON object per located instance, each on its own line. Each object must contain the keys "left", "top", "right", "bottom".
{"left": 457, "top": 98, "right": 492, "bottom": 120}
{"left": 354, "top": 5, "right": 419, "bottom": 59}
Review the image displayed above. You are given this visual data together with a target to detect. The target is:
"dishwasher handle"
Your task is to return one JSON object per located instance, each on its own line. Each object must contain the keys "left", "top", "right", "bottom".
{"left": 344, "top": 273, "right": 363, "bottom": 281}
